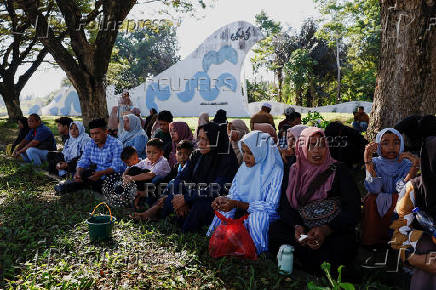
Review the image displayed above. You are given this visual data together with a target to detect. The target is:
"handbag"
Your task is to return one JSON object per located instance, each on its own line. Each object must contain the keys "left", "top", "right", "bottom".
{"left": 297, "top": 162, "right": 341, "bottom": 229}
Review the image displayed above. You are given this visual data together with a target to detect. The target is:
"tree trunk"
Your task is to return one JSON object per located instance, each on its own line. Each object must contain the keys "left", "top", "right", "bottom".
{"left": 277, "top": 69, "right": 283, "bottom": 103}
{"left": 71, "top": 75, "right": 108, "bottom": 127}
{"left": 305, "top": 89, "right": 313, "bottom": 107}
{"left": 336, "top": 37, "right": 341, "bottom": 104}
{"left": 368, "top": 0, "right": 436, "bottom": 140}
{"left": 296, "top": 89, "right": 303, "bottom": 106}
{"left": 1, "top": 89, "right": 23, "bottom": 121}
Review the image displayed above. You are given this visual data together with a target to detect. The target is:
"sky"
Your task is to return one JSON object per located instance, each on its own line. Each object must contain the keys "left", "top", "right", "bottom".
{"left": 20, "top": 0, "right": 319, "bottom": 99}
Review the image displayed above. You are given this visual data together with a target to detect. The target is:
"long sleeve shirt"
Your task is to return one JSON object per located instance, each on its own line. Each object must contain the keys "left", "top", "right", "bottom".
{"left": 77, "top": 135, "right": 125, "bottom": 178}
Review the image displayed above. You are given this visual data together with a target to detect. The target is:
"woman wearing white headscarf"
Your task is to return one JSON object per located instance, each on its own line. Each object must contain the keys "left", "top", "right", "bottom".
{"left": 207, "top": 131, "right": 284, "bottom": 254}
{"left": 119, "top": 114, "right": 148, "bottom": 159}
{"left": 56, "top": 121, "right": 91, "bottom": 177}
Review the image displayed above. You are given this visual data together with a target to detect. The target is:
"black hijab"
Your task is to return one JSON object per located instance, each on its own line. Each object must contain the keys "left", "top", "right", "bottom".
{"left": 324, "top": 121, "right": 368, "bottom": 167}
{"left": 411, "top": 116, "right": 436, "bottom": 216}
{"left": 191, "top": 122, "right": 236, "bottom": 182}
{"left": 17, "top": 117, "right": 30, "bottom": 138}
{"left": 394, "top": 115, "right": 436, "bottom": 153}
{"left": 213, "top": 109, "right": 227, "bottom": 124}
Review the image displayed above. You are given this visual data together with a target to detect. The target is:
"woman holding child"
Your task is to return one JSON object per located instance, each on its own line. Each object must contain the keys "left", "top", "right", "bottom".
{"left": 207, "top": 131, "right": 283, "bottom": 254}
{"left": 269, "top": 127, "right": 361, "bottom": 273}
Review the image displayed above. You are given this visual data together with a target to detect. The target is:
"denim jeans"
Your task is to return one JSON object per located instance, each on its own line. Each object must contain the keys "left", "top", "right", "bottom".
{"left": 352, "top": 121, "right": 368, "bottom": 133}
{"left": 21, "top": 147, "right": 49, "bottom": 166}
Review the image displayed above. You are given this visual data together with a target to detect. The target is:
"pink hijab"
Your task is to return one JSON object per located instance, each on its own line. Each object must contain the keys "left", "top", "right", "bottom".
{"left": 253, "top": 123, "right": 278, "bottom": 143}
{"left": 286, "top": 127, "right": 337, "bottom": 209}
{"left": 168, "top": 122, "right": 193, "bottom": 167}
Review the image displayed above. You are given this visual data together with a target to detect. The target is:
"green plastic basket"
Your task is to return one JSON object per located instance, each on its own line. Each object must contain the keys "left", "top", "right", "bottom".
{"left": 87, "top": 202, "right": 115, "bottom": 242}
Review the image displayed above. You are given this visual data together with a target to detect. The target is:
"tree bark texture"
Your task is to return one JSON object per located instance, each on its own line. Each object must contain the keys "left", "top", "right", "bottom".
{"left": 368, "top": 0, "right": 436, "bottom": 140}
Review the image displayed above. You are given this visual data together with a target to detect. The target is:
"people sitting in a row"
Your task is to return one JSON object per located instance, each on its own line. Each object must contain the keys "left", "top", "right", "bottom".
{"left": 9, "top": 109, "right": 436, "bottom": 286}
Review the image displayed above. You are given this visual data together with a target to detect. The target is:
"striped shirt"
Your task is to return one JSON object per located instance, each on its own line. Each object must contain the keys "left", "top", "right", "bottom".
{"left": 207, "top": 170, "right": 283, "bottom": 254}
{"left": 77, "top": 135, "right": 125, "bottom": 177}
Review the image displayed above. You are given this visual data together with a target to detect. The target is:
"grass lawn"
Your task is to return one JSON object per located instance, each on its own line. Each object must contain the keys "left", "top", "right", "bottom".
{"left": 0, "top": 116, "right": 409, "bottom": 289}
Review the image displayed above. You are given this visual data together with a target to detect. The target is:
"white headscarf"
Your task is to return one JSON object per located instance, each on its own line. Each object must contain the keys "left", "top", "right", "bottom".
{"left": 234, "top": 131, "right": 283, "bottom": 202}
{"left": 119, "top": 114, "right": 147, "bottom": 145}
{"left": 62, "top": 121, "right": 91, "bottom": 162}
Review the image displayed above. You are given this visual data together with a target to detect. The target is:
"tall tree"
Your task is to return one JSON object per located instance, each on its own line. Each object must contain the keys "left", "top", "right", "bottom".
{"left": 107, "top": 20, "right": 180, "bottom": 93}
{"left": 368, "top": 0, "right": 436, "bottom": 139}
{"left": 252, "top": 11, "right": 295, "bottom": 102}
{"left": 0, "top": 0, "right": 51, "bottom": 120}
{"left": 315, "top": 0, "right": 380, "bottom": 103}
{"left": 16, "top": 0, "right": 210, "bottom": 126}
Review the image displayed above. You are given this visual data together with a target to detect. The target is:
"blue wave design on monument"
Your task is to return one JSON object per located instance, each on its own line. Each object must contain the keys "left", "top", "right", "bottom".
{"left": 202, "top": 45, "right": 238, "bottom": 72}
{"left": 146, "top": 82, "right": 171, "bottom": 111}
{"left": 176, "top": 71, "right": 237, "bottom": 102}
{"left": 145, "top": 45, "right": 238, "bottom": 110}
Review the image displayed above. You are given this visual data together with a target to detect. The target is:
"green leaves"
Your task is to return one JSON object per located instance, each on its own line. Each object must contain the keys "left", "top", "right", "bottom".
{"left": 307, "top": 262, "right": 355, "bottom": 290}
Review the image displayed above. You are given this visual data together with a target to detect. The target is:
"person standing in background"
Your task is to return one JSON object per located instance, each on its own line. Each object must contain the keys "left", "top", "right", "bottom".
{"left": 353, "top": 106, "right": 370, "bottom": 133}
{"left": 250, "top": 103, "right": 275, "bottom": 130}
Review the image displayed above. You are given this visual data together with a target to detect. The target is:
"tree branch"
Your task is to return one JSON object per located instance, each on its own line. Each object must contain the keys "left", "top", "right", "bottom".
{"left": 15, "top": 0, "right": 83, "bottom": 81}
{"left": 15, "top": 46, "right": 49, "bottom": 92}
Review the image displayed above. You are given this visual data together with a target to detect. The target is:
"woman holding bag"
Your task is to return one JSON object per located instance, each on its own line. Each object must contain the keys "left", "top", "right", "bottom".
{"left": 208, "top": 131, "right": 284, "bottom": 254}
{"left": 268, "top": 127, "right": 360, "bottom": 273}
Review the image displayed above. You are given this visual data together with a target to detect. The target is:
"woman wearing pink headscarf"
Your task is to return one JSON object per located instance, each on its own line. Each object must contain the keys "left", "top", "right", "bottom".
{"left": 268, "top": 127, "right": 360, "bottom": 274}
{"left": 281, "top": 124, "right": 308, "bottom": 168}
{"left": 168, "top": 122, "right": 193, "bottom": 167}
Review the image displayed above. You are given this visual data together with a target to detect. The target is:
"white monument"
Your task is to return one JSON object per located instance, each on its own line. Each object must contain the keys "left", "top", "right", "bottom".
{"left": 118, "top": 21, "right": 264, "bottom": 117}
{"left": 40, "top": 21, "right": 264, "bottom": 117}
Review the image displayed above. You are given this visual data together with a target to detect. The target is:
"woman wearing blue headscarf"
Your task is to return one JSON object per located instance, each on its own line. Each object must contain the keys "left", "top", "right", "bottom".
{"left": 56, "top": 121, "right": 91, "bottom": 177}
{"left": 207, "top": 131, "right": 284, "bottom": 254}
{"left": 362, "top": 128, "right": 420, "bottom": 246}
{"left": 119, "top": 114, "right": 148, "bottom": 159}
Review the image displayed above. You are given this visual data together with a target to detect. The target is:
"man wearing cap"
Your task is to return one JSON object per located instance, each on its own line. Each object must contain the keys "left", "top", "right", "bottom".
{"left": 250, "top": 102, "right": 276, "bottom": 130}
{"left": 277, "top": 107, "right": 301, "bottom": 148}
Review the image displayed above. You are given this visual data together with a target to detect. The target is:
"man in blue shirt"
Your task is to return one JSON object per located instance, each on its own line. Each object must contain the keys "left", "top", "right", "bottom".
{"left": 55, "top": 118, "right": 125, "bottom": 194}
{"left": 13, "top": 114, "right": 56, "bottom": 166}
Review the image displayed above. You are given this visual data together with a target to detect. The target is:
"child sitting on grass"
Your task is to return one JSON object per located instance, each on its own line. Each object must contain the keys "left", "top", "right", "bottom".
{"left": 168, "top": 140, "right": 194, "bottom": 180}
{"left": 362, "top": 128, "right": 420, "bottom": 247}
{"left": 122, "top": 139, "right": 171, "bottom": 210}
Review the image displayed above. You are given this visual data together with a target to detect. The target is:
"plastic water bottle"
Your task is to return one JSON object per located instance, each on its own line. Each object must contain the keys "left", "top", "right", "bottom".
{"left": 277, "top": 244, "right": 294, "bottom": 275}
{"left": 412, "top": 207, "right": 436, "bottom": 238}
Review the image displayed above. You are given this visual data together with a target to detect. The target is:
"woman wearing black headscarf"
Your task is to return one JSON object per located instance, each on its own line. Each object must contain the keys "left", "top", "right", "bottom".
{"left": 390, "top": 115, "right": 436, "bottom": 290}
{"left": 136, "top": 122, "right": 239, "bottom": 232}
{"left": 213, "top": 109, "right": 227, "bottom": 124}
{"left": 12, "top": 117, "right": 30, "bottom": 152}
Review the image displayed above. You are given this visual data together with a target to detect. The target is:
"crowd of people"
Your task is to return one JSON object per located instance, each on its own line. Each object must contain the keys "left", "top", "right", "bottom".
{"left": 7, "top": 97, "right": 436, "bottom": 288}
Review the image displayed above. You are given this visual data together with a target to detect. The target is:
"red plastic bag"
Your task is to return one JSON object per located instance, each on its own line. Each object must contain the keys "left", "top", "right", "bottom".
{"left": 209, "top": 211, "right": 257, "bottom": 260}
